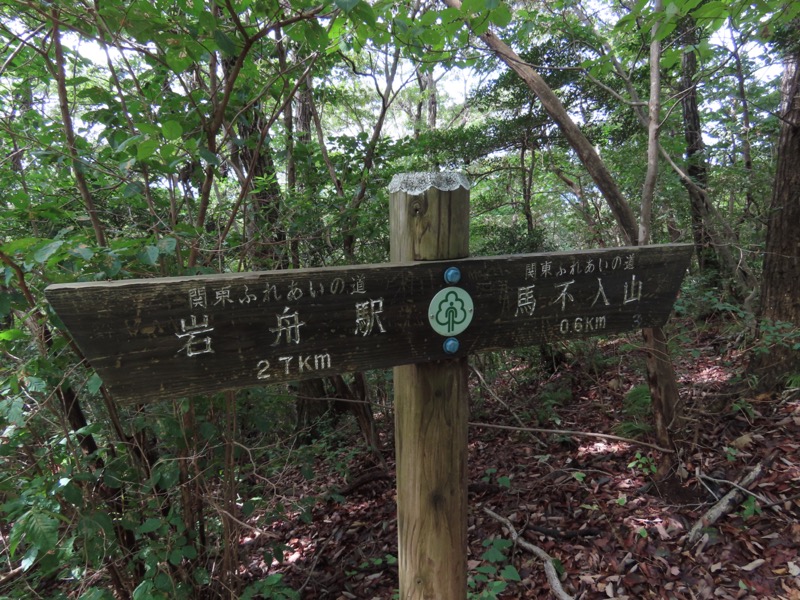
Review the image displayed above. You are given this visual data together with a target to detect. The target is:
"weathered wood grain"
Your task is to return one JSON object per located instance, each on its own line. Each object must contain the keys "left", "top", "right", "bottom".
{"left": 391, "top": 184, "right": 470, "bottom": 600}
{"left": 45, "top": 243, "right": 692, "bottom": 402}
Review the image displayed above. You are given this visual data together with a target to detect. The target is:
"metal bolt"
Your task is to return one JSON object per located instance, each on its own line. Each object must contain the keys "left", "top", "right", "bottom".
{"left": 443, "top": 266, "right": 461, "bottom": 285}
{"left": 443, "top": 337, "right": 460, "bottom": 354}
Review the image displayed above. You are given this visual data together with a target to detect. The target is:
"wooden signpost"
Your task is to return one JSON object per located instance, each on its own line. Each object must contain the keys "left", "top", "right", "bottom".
{"left": 46, "top": 173, "right": 692, "bottom": 599}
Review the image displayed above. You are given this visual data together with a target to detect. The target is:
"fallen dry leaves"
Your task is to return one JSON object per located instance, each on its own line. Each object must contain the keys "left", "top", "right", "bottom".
{"left": 249, "top": 321, "right": 800, "bottom": 599}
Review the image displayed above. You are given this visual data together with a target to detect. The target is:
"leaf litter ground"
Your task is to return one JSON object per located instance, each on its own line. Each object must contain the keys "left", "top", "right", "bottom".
{"left": 253, "top": 323, "right": 800, "bottom": 599}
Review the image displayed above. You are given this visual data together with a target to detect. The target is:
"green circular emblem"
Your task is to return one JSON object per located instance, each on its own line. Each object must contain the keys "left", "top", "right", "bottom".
{"left": 428, "top": 287, "right": 474, "bottom": 336}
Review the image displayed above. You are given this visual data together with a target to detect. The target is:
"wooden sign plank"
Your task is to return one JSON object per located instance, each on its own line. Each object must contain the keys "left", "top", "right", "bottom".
{"left": 45, "top": 244, "right": 692, "bottom": 402}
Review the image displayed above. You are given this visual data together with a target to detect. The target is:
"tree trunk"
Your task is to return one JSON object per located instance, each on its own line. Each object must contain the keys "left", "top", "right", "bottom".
{"left": 51, "top": 16, "right": 107, "bottom": 248}
{"left": 679, "top": 19, "right": 719, "bottom": 275}
{"left": 295, "top": 378, "right": 330, "bottom": 443}
{"left": 641, "top": 2, "right": 680, "bottom": 471}
{"left": 426, "top": 71, "right": 438, "bottom": 130}
{"left": 729, "top": 21, "right": 757, "bottom": 221}
{"left": 748, "top": 50, "right": 800, "bottom": 391}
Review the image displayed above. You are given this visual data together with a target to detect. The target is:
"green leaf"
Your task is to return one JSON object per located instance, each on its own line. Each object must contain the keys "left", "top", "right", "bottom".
{"left": 69, "top": 243, "right": 95, "bottom": 260}
{"left": 552, "top": 558, "right": 565, "bottom": 575}
{"left": 137, "top": 517, "right": 164, "bottom": 534}
{"left": 0, "top": 328, "right": 25, "bottom": 341}
{"left": 690, "top": 0, "right": 727, "bottom": 19}
{"left": 489, "top": 3, "right": 512, "bottom": 27}
{"left": 213, "top": 30, "right": 238, "bottom": 56}
{"left": 157, "top": 237, "right": 177, "bottom": 254}
{"left": 351, "top": 1, "right": 376, "bottom": 26}
{"left": 138, "top": 245, "right": 160, "bottom": 266}
{"left": 9, "top": 510, "right": 59, "bottom": 557}
{"left": 654, "top": 20, "right": 677, "bottom": 41}
{"left": 481, "top": 545, "right": 506, "bottom": 563}
{"left": 79, "top": 588, "right": 115, "bottom": 600}
{"left": 137, "top": 139, "right": 160, "bottom": 161}
{"left": 154, "top": 571, "right": 172, "bottom": 591}
{"left": 161, "top": 120, "right": 183, "bottom": 141}
{"left": 135, "top": 122, "right": 160, "bottom": 136}
{"left": 34, "top": 240, "right": 64, "bottom": 263}
{"left": 461, "top": 0, "right": 483, "bottom": 16}
{"left": 160, "top": 143, "right": 179, "bottom": 164}
{"left": 59, "top": 480, "right": 84, "bottom": 507}
{"left": 0, "top": 396, "right": 26, "bottom": 426}
{"left": 87, "top": 373, "right": 104, "bottom": 394}
{"left": 305, "top": 20, "right": 330, "bottom": 48}
{"left": 166, "top": 50, "right": 193, "bottom": 73}
{"left": 335, "top": 0, "right": 359, "bottom": 13}
{"left": 100, "top": 252, "right": 122, "bottom": 278}
{"left": 21, "top": 546, "right": 38, "bottom": 571}
{"left": 661, "top": 47, "right": 682, "bottom": 69}
{"left": 123, "top": 182, "right": 144, "bottom": 198}
{"left": 198, "top": 147, "right": 219, "bottom": 166}
{"left": 500, "top": 564, "right": 521, "bottom": 581}
{"left": 132, "top": 581, "right": 155, "bottom": 600}
{"left": 665, "top": 1, "right": 679, "bottom": 18}
{"left": 115, "top": 134, "right": 143, "bottom": 155}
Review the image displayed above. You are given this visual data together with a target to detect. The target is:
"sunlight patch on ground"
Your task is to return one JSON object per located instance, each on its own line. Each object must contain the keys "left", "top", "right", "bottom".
{"left": 615, "top": 477, "right": 639, "bottom": 490}
{"left": 577, "top": 440, "right": 631, "bottom": 456}
{"left": 281, "top": 536, "right": 317, "bottom": 566}
{"left": 695, "top": 365, "right": 729, "bottom": 384}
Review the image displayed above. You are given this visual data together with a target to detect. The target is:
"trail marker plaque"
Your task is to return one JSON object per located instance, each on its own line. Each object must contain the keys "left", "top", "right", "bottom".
{"left": 46, "top": 245, "right": 690, "bottom": 402}
{"left": 45, "top": 173, "right": 692, "bottom": 599}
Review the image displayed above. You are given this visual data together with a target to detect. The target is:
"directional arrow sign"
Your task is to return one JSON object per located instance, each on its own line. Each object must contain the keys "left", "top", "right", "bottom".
{"left": 45, "top": 244, "right": 692, "bottom": 402}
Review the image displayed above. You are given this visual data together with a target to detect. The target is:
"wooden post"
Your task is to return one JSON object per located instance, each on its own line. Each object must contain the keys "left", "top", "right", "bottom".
{"left": 390, "top": 173, "right": 470, "bottom": 600}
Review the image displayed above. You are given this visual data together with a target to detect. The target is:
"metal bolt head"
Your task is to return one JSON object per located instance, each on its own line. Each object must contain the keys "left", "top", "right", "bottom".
{"left": 443, "top": 337, "right": 460, "bottom": 354}
{"left": 444, "top": 267, "right": 461, "bottom": 285}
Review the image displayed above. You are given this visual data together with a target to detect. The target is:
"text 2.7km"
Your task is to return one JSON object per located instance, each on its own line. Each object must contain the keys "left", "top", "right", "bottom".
{"left": 256, "top": 353, "right": 332, "bottom": 380}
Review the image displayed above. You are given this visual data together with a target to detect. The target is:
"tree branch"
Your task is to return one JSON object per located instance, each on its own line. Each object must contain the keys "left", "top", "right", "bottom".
{"left": 483, "top": 507, "right": 575, "bottom": 600}
{"left": 469, "top": 421, "right": 675, "bottom": 454}
{"left": 686, "top": 452, "right": 777, "bottom": 546}
{"left": 440, "top": 0, "right": 638, "bottom": 245}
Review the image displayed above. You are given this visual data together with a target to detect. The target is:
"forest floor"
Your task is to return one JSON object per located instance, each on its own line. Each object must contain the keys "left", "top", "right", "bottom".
{"left": 252, "top": 319, "right": 800, "bottom": 599}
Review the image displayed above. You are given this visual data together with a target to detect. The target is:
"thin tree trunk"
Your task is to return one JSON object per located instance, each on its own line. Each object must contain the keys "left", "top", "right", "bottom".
{"left": 342, "top": 47, "right": 403, "bottom": 258}
{"left": 680, "top": 19, "right": 719, "bottom": 274}
{"left": 641, "top": 0, "right": 680, "bottom": 467}
{"left": 51, "top": 16, "right": 107, "bottom": 247}
{"left": 729, "top": 21, "right": 756, "bottom": 220}
{"left": 520, "top": 144, "right": 535, "bottom": 235}
{"left": 222, "top": 391, "right": 240, "bottom": 599}
{"left": 639, "top": 0, "right": 661, "bottom": 247}
{"left": 426, "top": 70, "right": 438, "bottom": 130}
{"left": 748, "top": 50, "right": 800, "bottom": 391}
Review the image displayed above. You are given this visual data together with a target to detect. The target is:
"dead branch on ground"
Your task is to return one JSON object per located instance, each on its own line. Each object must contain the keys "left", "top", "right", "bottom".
{"left": 483, "top": 507, "right": 575, "bottom": 600}
{"left": 686, "top": 451, "right": 777, "bottom": 546}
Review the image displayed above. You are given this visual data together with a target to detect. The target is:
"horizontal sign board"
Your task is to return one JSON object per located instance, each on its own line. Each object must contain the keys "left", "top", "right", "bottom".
{"left": 45, "top": 244, "right": 692, "bottom": 402}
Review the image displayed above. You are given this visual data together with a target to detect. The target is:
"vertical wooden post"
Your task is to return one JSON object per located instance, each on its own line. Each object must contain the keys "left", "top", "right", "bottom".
{"left": 389, "top": 173, "right": 470, "bottom": 600}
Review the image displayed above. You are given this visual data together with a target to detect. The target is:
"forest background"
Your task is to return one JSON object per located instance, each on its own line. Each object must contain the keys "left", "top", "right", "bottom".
{"left": 1, "top": 0, "right": 799, "bottom": 597}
